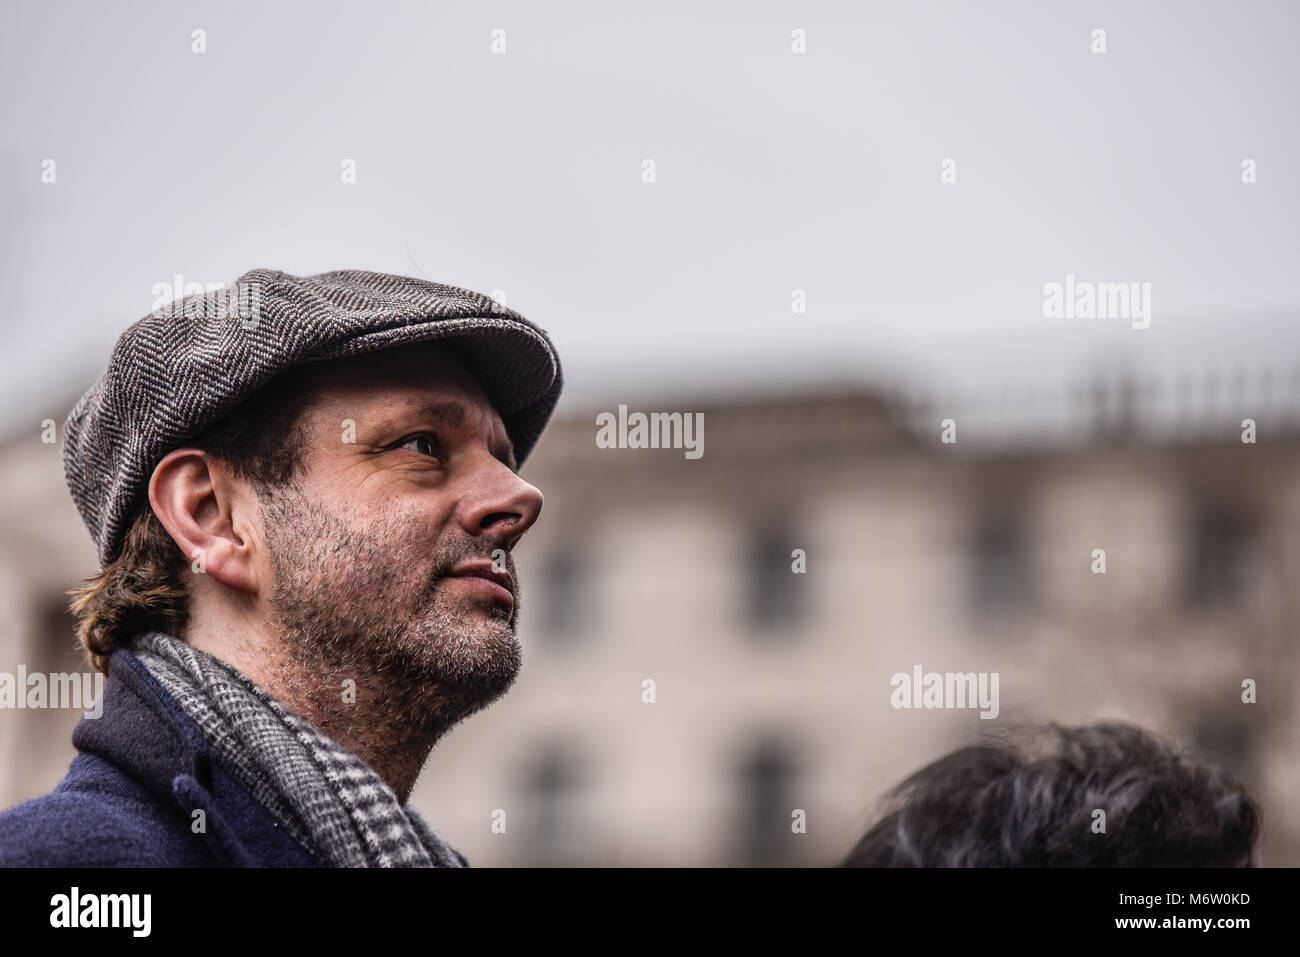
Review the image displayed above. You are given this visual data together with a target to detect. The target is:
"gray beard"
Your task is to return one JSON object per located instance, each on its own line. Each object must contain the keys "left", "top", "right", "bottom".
{"left": 257, "top": 482, "right": 523, "bottom": 753}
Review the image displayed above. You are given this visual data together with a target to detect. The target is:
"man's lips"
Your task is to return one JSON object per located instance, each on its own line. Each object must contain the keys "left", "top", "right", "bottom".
{"left": 445, "top": 562, "right": 515, "bottom": 606}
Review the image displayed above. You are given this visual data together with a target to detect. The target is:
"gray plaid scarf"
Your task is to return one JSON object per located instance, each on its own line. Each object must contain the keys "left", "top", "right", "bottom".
{"left": 127, "top": 631, "right": 467, "bottom": 868}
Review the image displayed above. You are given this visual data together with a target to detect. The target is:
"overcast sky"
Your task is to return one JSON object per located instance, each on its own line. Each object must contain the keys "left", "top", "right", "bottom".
{"left": 2, "top": 0, "right": 1297, "bottom": 438}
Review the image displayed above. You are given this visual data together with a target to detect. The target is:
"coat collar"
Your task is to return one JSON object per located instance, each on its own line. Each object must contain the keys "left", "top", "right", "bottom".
{"left": 72, "top": 647, "right": 319, "bottom": 866}
{"left": 73, "top": 648, "right": 213, "bottom": 799}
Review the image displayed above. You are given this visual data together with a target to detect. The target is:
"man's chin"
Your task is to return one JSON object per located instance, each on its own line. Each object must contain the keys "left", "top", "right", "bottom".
{"left": 408, "top": 617, "right": 521, "bottom": 697}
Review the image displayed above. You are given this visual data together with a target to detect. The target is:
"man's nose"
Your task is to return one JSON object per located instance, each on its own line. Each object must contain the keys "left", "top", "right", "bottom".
{"left": 458, "top": 461, "right": 544, "bottom": 550}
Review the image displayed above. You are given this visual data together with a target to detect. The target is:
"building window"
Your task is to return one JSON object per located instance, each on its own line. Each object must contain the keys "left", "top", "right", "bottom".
{"left": 745, "top": 518, "right": 805, "bottom": 638}
{"left": 535, "top": 543, "right": 585, "bottom": 641}
{"left": 969, "top": 500, "right": 1033, "bottom": 618}
{"left": 1185, "top": 497, "right": 1259, "bottom": 609}
{"left": 519, "top": 740, "right": 584, "bottom": 866}
{"left": 1188, "top": 705, "right": 1257, "bottom": 785}
{"left": 35, "top": 591, "right": 81, "bottom": 673}
{"left": 732, "top": 732, "right": 802, "bottom": 867}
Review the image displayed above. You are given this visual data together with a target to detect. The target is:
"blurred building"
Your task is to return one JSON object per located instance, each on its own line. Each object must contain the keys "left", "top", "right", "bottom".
{"left": 2, "top": 371, "right": 1298, "bottom": 866}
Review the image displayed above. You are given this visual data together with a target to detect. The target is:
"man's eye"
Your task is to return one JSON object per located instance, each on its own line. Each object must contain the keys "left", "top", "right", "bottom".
{"left": 397, "top": 433, "right": 441, "bottom": 458}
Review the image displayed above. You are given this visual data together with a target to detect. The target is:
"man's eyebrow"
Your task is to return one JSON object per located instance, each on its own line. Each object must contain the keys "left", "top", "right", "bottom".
{"left": 402, "top": 399, "right": 518, "bottom": 471}
{"left": 419, "top": 400, "right": 467, "bottom": 429}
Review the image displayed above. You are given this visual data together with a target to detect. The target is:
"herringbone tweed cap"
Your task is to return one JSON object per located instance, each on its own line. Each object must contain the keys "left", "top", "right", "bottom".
{"left": 64, "top": 268, "right": 563, "bottom": 566}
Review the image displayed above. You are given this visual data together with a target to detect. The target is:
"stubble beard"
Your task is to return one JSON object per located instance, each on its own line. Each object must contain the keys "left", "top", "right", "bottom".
{"left": 258, "top": 482, "right": 523, "bottom": 751}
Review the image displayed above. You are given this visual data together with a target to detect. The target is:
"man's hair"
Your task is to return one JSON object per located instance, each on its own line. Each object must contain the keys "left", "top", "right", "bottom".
{"left": 842, "top": 721, "right": 1260, "bottom": 867}
{"left": 68, "top": 365, "right": 323, "bottom": 673}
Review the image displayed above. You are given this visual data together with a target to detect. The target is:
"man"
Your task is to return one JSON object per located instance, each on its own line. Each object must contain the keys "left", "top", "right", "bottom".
{"left": 0, "top": 268, "right": 563, "bottom": 867}
{"left": 841, "top": 721, "right": 1260, "bottom": 867}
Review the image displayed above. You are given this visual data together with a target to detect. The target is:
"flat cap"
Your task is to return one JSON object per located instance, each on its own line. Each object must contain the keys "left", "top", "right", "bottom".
{"left": 64, "top": 268, "right": 563, "bottom": 566}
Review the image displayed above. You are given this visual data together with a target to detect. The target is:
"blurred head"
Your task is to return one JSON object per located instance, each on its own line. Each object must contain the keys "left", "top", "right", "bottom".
{"left": 71, "top": 340, "right": 544, "bottom": 719}
{"left": 842, "top": 721, "right": 1260, "bottom": 867}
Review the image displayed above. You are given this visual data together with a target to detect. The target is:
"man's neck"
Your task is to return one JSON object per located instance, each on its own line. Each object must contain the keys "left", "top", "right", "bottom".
{"left": 185, "top": 625, "right": 448, "bottom": 803}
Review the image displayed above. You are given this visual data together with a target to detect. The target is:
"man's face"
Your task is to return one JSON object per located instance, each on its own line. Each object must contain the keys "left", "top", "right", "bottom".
{"left": 254, "top": 341, "right": 544, "bottom": 724}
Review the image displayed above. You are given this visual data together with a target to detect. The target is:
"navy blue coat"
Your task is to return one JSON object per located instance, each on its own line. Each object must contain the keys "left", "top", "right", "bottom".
{"left": 0, "top": 647, "right": 321, "bottom": 867}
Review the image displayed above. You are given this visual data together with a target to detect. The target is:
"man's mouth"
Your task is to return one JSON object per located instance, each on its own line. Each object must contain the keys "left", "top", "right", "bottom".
{"left": 445, "top": 562, "right": 515, "bottom": 607}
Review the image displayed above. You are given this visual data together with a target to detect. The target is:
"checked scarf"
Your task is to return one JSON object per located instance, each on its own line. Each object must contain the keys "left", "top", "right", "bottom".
{"left": 127, "top": 631, "right": 467, "bottom": 868}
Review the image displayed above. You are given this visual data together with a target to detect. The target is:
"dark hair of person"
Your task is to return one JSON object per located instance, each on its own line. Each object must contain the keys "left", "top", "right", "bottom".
{"left": 842, "top": 721, "right": 1260, "bottom": 867}
{"left": 68, "top": 365, "right": 322, "bottom": 672}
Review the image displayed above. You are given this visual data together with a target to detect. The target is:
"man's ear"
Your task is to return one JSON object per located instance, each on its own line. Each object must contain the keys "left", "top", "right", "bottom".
{"left": 148, "top": 448, "right": 262, "bottom": 595}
